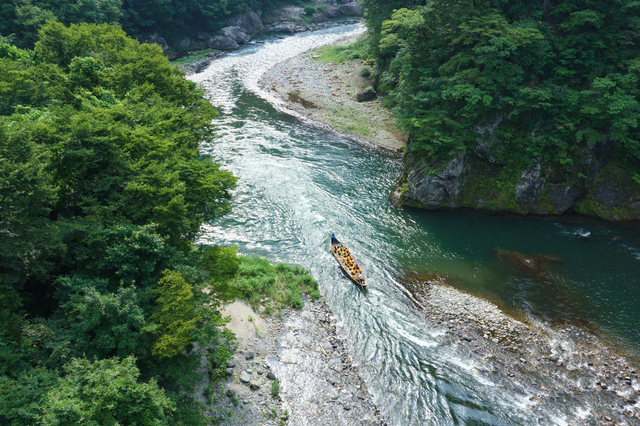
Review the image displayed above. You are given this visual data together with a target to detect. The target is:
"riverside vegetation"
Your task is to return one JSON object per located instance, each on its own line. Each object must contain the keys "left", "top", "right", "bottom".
{"left": 0, "top": 0, "right": 303, "bottom": 49}
{"left": 362, "top": 0, "right": 640, "bottom": 220}
{"left": 0, "top": 21, "right": 321, "bottom": 425}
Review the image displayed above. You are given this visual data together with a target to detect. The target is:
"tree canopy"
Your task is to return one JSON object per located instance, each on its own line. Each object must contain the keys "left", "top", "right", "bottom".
{"left": 0, "top": 21, "right": 237, "bottom": 425}
{"left": 363, "top": 0, "right": 640, "bottom": 188}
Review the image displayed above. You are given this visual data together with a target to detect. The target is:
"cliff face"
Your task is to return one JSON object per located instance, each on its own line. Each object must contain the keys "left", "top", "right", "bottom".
{"left": 397, "top": 141, "right": 640, "bottom": 221}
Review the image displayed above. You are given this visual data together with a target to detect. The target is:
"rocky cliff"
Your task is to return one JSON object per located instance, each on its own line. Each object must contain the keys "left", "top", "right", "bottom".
{"left": 396, "top": 140, "right": 640, "bottom": 221}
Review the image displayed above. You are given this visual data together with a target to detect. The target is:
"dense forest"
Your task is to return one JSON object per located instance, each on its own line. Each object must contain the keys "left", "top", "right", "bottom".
{"left": 0, "top": 21, "right": 319, "bottom": 425}
{"left": 0, "top": 0, "right": 300, "bottom": 48}
{"left": 363, "top": 0, "right": 640, "bottom": 219}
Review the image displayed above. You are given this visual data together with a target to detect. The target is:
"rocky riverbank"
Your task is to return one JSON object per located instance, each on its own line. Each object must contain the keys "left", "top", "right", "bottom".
{"left": 403, "top": 275, "right": 640, "bottom": 425}
{"left": 259, "top": 36, "right": 405, "bottom": 151}
{"left": 177, "top": 20, "right": 362, "bottom": 76}
{"left": 204, "top": 298, "right": 388, "bottom": 425}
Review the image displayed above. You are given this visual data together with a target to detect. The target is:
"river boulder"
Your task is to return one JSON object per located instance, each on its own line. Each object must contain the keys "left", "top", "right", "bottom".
{"left": 314, "top": 13, "right": 329, "bottom": 23}
{"left": 340, "top": 2, "right": 362, "bottom": 16}
{"left": 217, "top": 26, "right": 251, "bottom": 44}
{"left": 274, "top": 23, "right": 302, "bottom": 34}
{"left": 173, "top": 37, "right": 191, "bottom": 50}
{"left": 401, "top": 155, "right": 468, "bottom": 209}
{"left": 323, "top": 7, "right": 342, "bottom": 18}
{"left": 356, "top": 87, "right": 376, "bottom": 102}
{"left": 147, "top": 34, "right": 169, "bottom": 52}
{"left": 226, "top": 10, "right": 264, "bottom": 34}
{"left": 205, "top": 36, "right": 239, "bottom": 50}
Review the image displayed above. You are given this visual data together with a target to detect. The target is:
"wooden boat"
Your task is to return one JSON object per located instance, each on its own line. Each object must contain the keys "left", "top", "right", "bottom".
{"left": 330, "top": 233, "right": 367, "bottom": 289}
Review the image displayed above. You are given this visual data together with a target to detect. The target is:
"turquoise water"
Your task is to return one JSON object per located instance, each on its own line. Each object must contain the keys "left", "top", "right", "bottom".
{"left": 193, "top": 24, "right": 640, "bottom": 425}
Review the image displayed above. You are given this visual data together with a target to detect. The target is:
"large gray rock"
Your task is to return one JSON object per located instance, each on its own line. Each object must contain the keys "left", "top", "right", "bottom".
{"left": 340, "top": 2, "right": 362, "bottom": 16}
{"left": 174, "top": 37, "right": 191, "bottom": 50}
{"left": 197, "top": 32, "right": 212, "bottom": 40}
{"left": 323, "top": 7, "right": 342, "bottom": 18}
{"left": 147, "top": 34, "right": 169, "bottom": 52}
{"left": 217, "top": 26, "right": 251, "bottom": 44}
{"left": 226, "top": 10, "right": 264, "bottom": 34}
{"left": 515, "top": 162, "right": 543, "bottom": 209}
{"left": 205, "top": 36, "right": 239, "bottom": 50}
{"left": 405, "top": 156, "right": 467, "bottom": 209}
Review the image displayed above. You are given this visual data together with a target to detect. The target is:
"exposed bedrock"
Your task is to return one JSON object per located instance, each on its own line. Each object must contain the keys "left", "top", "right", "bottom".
{"left": 397, "top": 138, "right": 640, "bottom": 220}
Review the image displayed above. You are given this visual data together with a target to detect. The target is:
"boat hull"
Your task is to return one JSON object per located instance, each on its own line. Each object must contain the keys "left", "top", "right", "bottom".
{"left": 330, "top": 235, "right": 367, "bottom": 289}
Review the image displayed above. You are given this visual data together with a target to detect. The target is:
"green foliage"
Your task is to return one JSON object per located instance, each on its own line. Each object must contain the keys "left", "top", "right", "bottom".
{"left": 224, "top": 256, "right": 320, "bottom": 312}
{"left": 270, "top": 378, "right": 280, "bottom": 399}
{"left": 197, "top": 245, "right": 241, "bottom": 285}
{"left": 304, "top": 6, "right": 316, "bottom": 15}
{"left": 0, "top": 367, "right": 59, "bottom": 426}
{"left": 311, "top": 36, "right": 370, "bottom": 63}
{"left": 0, "top": 0, "right": 297, "bottom": 49}
{"left": 42, "top": 356, "right": 174, "bottom": 426}
{"left": 0, "top": 289, "right": 23, "bottom": 340}
{"left": 59, "top": 278, "right": 149, "bottom": 359}
{"left": 364, "top": 0, "right": 640, "bottom": 178}
{"left": 151, "top": 270, "right": 200, "bottom": 358}
{"left": 0, "top": 21, "right": 238, "bottom": 424}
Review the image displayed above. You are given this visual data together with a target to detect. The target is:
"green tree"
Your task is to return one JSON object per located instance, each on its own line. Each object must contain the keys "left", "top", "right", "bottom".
{"left": 150, "top": 270, "right": 200, "bottom": 358}
{"left": 42, "top": 356, "right": 174, "bottom": 426}
{"left": 58, "top": 277, "right": 151, "bottom": 359}
{"left": 0, "top": 367, "right": 59, "bottom": 426}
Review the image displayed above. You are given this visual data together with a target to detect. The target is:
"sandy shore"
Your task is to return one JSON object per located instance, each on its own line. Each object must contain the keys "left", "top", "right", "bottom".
{"left": 259, "top": 38, "right": 405, "bottom": 152}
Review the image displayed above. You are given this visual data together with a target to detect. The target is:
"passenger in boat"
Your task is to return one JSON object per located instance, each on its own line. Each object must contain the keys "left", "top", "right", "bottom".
{"left": 358, "top": 272, "right": 363, "bottom": 283}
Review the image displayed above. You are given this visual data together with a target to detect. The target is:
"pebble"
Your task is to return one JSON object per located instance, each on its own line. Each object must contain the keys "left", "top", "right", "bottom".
{"left": 240, "top": 371, "right": 251, "bottom": 384}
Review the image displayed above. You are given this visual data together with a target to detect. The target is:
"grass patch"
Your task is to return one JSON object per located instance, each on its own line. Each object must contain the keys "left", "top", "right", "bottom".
{"left": 271, "top": 378, "right": 281, "bottom": 399}
{"left": 310, "top": 36, "right": 369, "bottom": 63}
{"left": 218, "top": 256, "right": 321, "bottom": 312}
{"left": 172, "top": 48, "right": 219, "bottom": 65}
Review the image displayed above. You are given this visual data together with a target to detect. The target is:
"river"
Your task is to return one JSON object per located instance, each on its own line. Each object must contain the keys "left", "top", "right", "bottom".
{"left": 190, "top": 24, "right": 640, "bottom": 425}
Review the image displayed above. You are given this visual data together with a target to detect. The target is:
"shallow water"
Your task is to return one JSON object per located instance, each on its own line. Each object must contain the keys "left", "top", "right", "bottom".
{"left": 193, "top": 24, "right": 640, "bottom": 425}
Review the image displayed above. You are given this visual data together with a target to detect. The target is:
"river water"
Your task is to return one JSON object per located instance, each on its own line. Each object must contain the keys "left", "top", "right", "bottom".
{"left": 191, "top": 24, "right": 640, "bottom": 425}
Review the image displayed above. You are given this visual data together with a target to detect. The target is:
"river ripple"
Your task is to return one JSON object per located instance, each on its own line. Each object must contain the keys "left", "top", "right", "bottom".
{"left": 193, "top": 24, "right": 640, "bottom": 425}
